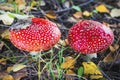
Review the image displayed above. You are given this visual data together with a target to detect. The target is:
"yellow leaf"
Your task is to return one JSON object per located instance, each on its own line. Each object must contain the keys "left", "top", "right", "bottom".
{"left": 2, "top": 75, "right": 14, "bottom": 80}
{"left": 31, "top": 1, "right": 38, "bottom": 7}
{"left": 0, "top": 58, "right": 6, "bottom": 65}
{"left": 96, "top": 4, "right": 109, "bottom": 13}
{"left": 12, "top": 64, "right": 26, "bottom": 72}
{"left": 83, "top": 11, "right": 91, "bottom": 17}
{"left": 45, "top": 11, "right": 57, "bottom": 19}
{"left": 7, "top": 67, "right": 13, "bottom": 73}
{"left": 82, "top": 62, "right": 103, "bottom": 79}
{"left": 1, "top": 29, "right": 10, "bottom": 39}
{"left": 73, "top": 12, "right": 83, "bottom": 18}
{"left": 61, "top": 56, "right": 75, "bottom": 69}
{"left": 66, "top": 69, "right": 76, "bottom": 75}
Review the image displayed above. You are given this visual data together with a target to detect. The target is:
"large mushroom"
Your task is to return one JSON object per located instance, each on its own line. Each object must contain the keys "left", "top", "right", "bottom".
{"left": 10, "top": 18, "right": 61, "bottom": 55}
{"left": 68, "top": 20, "right": 114, "bottom": 60}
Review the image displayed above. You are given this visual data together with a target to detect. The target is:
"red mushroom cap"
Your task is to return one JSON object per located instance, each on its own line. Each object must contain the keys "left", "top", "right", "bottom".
{"left": 10, "top": 18, "right": 61, "bottom": 52}
{"left": 68, "top": 20, "right": 114, "bottom": 54}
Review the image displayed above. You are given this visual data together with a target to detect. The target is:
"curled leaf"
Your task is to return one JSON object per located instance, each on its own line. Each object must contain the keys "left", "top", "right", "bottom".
{"left": 82, "top": 62, "right": 103, "bottom": 79}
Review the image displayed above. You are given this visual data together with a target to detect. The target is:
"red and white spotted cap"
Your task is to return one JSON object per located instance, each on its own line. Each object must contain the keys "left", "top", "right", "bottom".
{"left": 10, "top": 18, "right": 61, "bottom": 52}
{"left": 68, "top": 20, "right": 114, "bottom": 54}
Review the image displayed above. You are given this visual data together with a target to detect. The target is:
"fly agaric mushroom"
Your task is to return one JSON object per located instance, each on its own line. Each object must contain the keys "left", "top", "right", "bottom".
{"left": 68, "top": 20, "right": 114, "bottom": 59}
{"left": 10, "top": 18, "right": 61, "bottom": 55}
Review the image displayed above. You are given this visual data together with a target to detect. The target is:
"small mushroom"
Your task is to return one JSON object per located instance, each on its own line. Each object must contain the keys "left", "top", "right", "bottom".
{"left": 68, "top": 20, "right": 114, "bottom": 60}
{"left": 10, "top": 18, "right": 61, "bottom": 55}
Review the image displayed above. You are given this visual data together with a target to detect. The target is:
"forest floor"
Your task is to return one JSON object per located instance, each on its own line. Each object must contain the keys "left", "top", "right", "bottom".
{"left": 0, "top": 0, "right": 120, "bottom": 80}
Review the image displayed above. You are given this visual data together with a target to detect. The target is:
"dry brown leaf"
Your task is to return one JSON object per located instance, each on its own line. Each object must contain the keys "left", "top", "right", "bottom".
{"left": 73, "top": 12, "right": 83, "bottom": 19}
{"left": 61, "top": 56, "right": 75, "bottom": 69}
{"left": 0, "top": 58, "right": 6, "bottom": 65}
{"left": 103, "top": 53, "right": 114, "bottom": 62}
{"left": 109, "top": 46, "right": 116, "bottom": 52}
{"left": 83, "top": 11, "right": 91, "bottom": 17}
{"left": 45, "top": 10, "right": 57, "bottom": 19}
{"left": 114, "top": 44, "right": 119, "bottom": 50}
{"left": 102, "top": 22, "right": 110, "bottom": 27}
{"left": 13, "top": 68, "right": 28, "bottom": 80}
{"left": 66, "top": 69, "right": 76, "bottom": 80}
{"left": 1, "top": 29, "right": 10, "bottom": 39}
{"left": 58, "top": 39, "right": 68, "bottom": 46}
{"left": 96, "top": 4, "right": 109, "bottom": 13}
{"left": 2, "top": 75, "right": 14, "bottom": 80}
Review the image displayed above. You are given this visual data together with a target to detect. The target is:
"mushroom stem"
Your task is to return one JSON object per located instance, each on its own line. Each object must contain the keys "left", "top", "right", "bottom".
{"left": 86, "top": 53, "right": 97, "bottom": 61}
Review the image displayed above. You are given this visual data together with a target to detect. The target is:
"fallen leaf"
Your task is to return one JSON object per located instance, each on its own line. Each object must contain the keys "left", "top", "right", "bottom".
{"left": 61, "top": 56, "right": 75, "bottom": 69}
{"left": 58, "top": 39, "right": 68, "bottom": 46}
{"left": 13, "top": 68, "right": 28, "bottom": 80}
{"left": 31, "top": 0, "right": 38, "bottom": 7}
{"left": 0, "top": 3, "right": 14, "bottom": 11}
{"left": 1, "top": 29, "right": 10, "bottom": 39}
{"left": 109, "top": 46, "right": 116, "bottom": 52}
{"left": 0, "top": 58, "right": 6, "bottom": 65}
{"left": 0, "top": 41, "right": 4, "bottom": 50}
{"left": 96, "top": 4, "right": 109, "bottom": 13}
{"left": 0, "top": 72, "right": 8, "bottom": 79}
{"left": 110, "top": 8, "right": 120, "bottom": 17}
{"left": 102, "top": 22, "right": 110, "bottom": 27}
{"left": 103, "top": 52, "right": 114, "bottom": 62}
{"left": 66, "top": 69, "right": 76, "bottom": 80}
{"left": 82, "top": 62, "right": 103, "bottom": 79}
{"left": 109, "top": 44, "right": 119, "bottom": 52}
{"left": 83, "top": 11, "right": 91, "bottom": 17}
{"left": 67, "top": 17, "right": 77, "bottom": 22}
{"left": 2, "top": 75, "right": 14, "bottom": 80}
{"left": 73, "top": 11, "right": 83, "bottom": 19}
{"left": 72, "top": 5, "right": 81, "bottom": 11}
{"left": 45, "top": 10, "right": 57, "bottom": 19}
{"left": 114, "top": 44, "right": 119, "bottom": 50}
{"left": 64, "top": 1, "right": 70, "bottom": 8}
{"left": 0, "top": 13, "right": 14, "bottom": 25}
{"left": 12, "top": 64, "right": 26, "bottom": 72}
{"left": 7, "top": 66, "right": 13, "bottom": 73}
